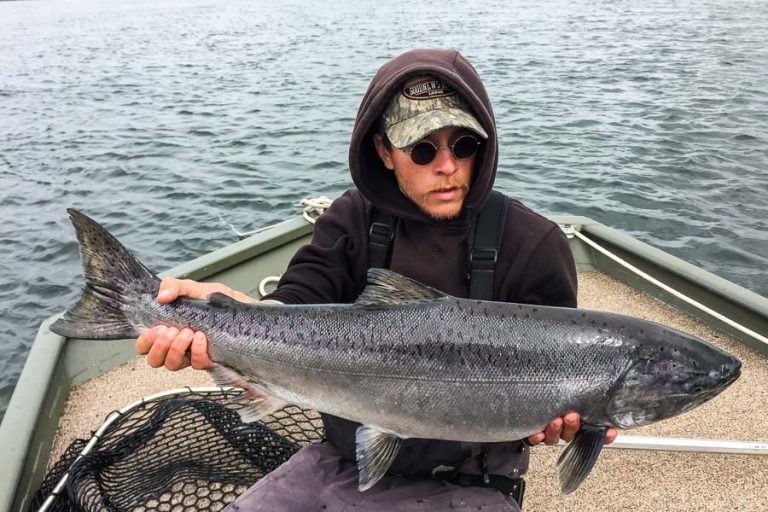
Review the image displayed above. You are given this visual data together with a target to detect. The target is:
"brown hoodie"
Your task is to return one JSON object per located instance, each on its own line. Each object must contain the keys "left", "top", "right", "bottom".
{"left": 264, "top": 49, "right": 577, "bottom": 477}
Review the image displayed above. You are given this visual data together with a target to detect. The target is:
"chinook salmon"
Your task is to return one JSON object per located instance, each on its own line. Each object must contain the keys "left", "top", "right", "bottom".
{"left": 51, "top": 209, "right": 741, "bottom": 494}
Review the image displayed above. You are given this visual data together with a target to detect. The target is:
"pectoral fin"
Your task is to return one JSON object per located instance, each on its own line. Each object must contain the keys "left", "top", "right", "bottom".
{"left": 556, "top": 425, "right": 607, "bottom": 494}
{"left": 355, "top": 425, "right": 404, "bottom": 491}
{"left": 209, "top": 364, "right": 287, "bottom": 422}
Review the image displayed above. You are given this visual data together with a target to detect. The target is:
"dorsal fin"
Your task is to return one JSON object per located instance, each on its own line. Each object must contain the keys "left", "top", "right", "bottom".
{"left": 355, "top": 269, "right": 448, "bottom": 307}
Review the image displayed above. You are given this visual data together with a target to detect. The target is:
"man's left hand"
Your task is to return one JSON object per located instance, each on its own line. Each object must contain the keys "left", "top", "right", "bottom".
{"left": 525, "top": 412, "right": 618, "bottom": 446}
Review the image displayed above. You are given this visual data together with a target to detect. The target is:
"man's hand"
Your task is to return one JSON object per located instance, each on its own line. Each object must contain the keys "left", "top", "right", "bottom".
{"left": 525, "top": 412, "right": 618, "bottom": 446}
{"left": 134, "top": 277, "right": 259, "bottom": 371}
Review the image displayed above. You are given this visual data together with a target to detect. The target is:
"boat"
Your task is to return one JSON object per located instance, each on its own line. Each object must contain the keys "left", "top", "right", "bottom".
{"left": 1, "top": 202, "right": 766, "bottom": 512}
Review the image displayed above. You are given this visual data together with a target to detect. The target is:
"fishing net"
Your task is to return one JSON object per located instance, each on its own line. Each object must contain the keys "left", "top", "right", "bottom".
{"left": 29, "top": 388, "right": 324, "bottom": 512}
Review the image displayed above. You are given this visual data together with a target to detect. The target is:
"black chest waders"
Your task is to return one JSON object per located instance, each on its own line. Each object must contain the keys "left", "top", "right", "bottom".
{"left": 360, "top": 191, "right": 526, "bottom": 507}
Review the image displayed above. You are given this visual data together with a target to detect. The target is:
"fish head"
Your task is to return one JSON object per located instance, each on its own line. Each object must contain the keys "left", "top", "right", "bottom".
{"left": 605, "top": 329, "right": 741, "bottom": 429}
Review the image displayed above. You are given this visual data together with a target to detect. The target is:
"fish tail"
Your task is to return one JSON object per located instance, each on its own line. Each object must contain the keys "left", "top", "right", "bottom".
{"left": 50, "top": 209, "right": 160, "bottom": 339}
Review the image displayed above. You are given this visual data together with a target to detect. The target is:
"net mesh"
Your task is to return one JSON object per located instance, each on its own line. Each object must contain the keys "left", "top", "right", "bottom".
{"left": 30, "top": 389, "right": 324, "bottom": 512}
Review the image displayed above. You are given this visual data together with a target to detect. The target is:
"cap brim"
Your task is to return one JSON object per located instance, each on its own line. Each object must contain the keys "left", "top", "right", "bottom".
{"left": 386, "top": 108, "right": 489, "bottom": 148}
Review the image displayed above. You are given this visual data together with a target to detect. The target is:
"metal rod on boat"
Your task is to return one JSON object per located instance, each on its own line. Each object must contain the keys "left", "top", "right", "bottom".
{"left": 571, "top": 228, "right": 768, "bottom": 347}
{"left": 605, "top": 435, "right": 768, "bottom": 455}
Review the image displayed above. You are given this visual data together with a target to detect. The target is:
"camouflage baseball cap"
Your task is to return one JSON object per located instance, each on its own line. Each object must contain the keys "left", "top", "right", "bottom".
{"left": 381, "top": 74, "right": 488, "bottom": 148}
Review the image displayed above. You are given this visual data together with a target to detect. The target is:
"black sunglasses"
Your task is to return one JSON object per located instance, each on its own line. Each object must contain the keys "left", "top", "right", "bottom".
{"left": 403, "top": 134, "right": 480, "bottom": 166}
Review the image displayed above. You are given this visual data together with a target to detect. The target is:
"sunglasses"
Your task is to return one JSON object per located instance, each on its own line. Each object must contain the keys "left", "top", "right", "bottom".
{"left": 402, "top": 134, "right": 480, "bottom": 166}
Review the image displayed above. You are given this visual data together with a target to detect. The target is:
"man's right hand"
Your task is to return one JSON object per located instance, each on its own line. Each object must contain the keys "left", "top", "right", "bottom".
{"left": 134, "top": 277, "right": 260, "bottom": 371}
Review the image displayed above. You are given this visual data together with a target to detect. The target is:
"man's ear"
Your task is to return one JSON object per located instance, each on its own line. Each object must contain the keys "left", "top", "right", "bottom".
{"left": 373, "top": 133, "right": 395, "bottom": 171}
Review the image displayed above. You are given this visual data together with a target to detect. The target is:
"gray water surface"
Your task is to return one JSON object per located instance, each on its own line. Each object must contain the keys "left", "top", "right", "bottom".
{"left": 1, "top": 0, "right": 767, "bottom": 419}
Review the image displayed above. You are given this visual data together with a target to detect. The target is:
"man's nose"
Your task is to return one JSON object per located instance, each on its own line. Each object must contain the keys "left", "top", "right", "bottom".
{"left": 432, "top": 146, "right": 459, "bottom": 174}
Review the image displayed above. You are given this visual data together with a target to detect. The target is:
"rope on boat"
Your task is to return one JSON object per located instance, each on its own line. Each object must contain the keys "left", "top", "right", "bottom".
{"left": 228, "top": 196, "right": 333, "bottom": 238}
{"left": 259, "top": 277, "right": 281, "bottom": 298}
{"left": 570, "top": 227, "right": 768, "bottom": 348}
{"left": 224, "top": 216, "right": 273, "bottom": 238}
{"left": 299, "top": 196, "right": 333, "bottom": 224}
{"left": 255, "top": 196, "right": 333, "bottom": 297}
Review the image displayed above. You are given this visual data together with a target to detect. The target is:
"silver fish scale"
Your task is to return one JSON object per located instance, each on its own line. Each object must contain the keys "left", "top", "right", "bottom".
{"left": 271, "top": 301, "right": 629, "bottom": 382}
{"left": 199, "top": 299, "right": 634, "bottom": 440}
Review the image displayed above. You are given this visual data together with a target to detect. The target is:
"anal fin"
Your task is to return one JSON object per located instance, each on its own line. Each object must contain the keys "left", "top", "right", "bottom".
{"left": 355, "top": 425, "right": 404, "bottom": 491}
{"left": 556, "top": 425, "right": 607, "bottom": 494}
{"left": 209, "top": 364, "right": 287, "bottom": 422}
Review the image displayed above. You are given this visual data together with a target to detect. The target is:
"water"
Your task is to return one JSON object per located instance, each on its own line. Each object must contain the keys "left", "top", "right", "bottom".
{"left": 1, "top": 0, "right": 766, "bottom": 420}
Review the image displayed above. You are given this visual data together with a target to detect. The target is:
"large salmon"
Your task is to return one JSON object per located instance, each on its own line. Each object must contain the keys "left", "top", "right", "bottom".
{"left": 51, "top": 209, "right": 741, "bottom": 494}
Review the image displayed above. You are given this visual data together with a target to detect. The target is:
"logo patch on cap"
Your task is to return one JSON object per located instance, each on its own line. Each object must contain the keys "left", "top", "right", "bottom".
{"left": 381, "top": 73, "right": 488, "bottom": 148}
{"left": 403, "top": 77, "right": 457, "bottom": 100}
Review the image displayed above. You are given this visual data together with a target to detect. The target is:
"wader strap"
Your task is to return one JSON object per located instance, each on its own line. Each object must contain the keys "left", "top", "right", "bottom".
{"left": 469, "top": 191, "right": 507, "bottom": 300}
{"left": 368, "top": 208, "right": 395, "bottom": 269}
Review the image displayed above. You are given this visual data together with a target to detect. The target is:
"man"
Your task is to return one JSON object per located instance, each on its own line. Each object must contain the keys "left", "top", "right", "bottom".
{"left": 136, "top": 48, "right": 616, "bottom": 511}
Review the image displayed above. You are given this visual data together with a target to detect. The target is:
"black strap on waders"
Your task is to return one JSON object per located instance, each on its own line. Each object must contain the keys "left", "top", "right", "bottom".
{"left": 368, "top": 208, "right": 396, "bottom": 268}
{"left": 367, "top": 191, "right": 507, "bottom": 295}
{"left": 467, "top": 191, "right": 518, "bottom": 507}
{"left": 468, "top": 190, "right": 507, "bottom": 300}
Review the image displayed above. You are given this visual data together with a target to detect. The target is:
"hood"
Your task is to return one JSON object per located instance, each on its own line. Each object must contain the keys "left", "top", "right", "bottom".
{"left": 349, "top": 49, "right": 498, "bottom": 224}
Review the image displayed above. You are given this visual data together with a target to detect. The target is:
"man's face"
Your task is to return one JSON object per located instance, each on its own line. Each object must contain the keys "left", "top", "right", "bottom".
{"left": 374, "top": 126, "right": 476, "bottom": 221}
